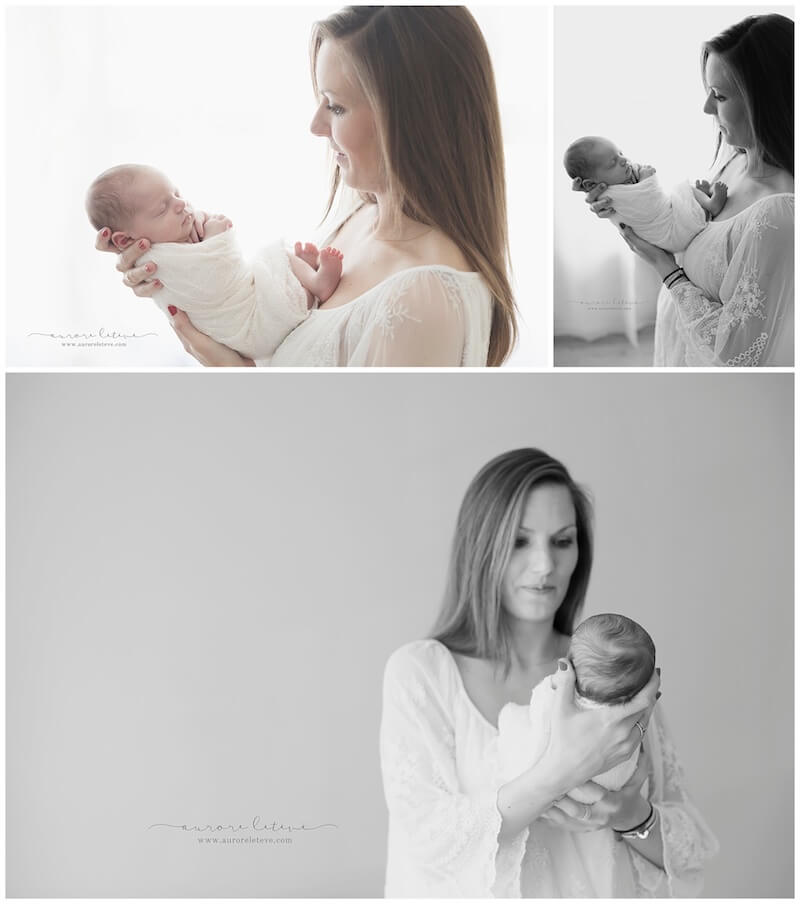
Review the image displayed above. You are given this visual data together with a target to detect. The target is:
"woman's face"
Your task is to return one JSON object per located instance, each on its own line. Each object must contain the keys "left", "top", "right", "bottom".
{"left": 501, "top": 483, "right": 579, "bottom": 627}
{"left": 703, "top": 52, "right": 753, "bottom": 149}
{"left": 310, "top": 39, "right": 384, "bottom": 194}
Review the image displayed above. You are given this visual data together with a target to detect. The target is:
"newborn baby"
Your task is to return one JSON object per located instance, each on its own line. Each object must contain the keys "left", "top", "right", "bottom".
{"left": 86, "top": 164, "right": 343, "bottom": 359}
{"left": 497, "top": 613, "right": 656, "bottom": 794}
{"left": 564, "top": 136, "right": 727, "bottom": 252}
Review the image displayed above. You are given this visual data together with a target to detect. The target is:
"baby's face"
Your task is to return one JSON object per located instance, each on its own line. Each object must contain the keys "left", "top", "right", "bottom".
{"left": 120, "top": 168, "right": 195, "bottom": 245}
{"left": 587, "top": 139, "right": 636, "bottom": 187}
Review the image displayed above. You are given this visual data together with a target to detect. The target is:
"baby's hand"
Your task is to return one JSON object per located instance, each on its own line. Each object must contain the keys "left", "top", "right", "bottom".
{"left": 695, "top": 179, "right": 712, "bottom": 197}
{"left": 638, "top": 164, "right": 656, "bottom": 180}
{"left": 203, "top": 214, "right": 233, "bottom": 239}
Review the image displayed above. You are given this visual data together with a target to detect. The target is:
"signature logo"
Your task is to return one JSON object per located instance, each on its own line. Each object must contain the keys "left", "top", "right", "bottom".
{"left": 148, "top": 816, "right": 337, "bottom": 833}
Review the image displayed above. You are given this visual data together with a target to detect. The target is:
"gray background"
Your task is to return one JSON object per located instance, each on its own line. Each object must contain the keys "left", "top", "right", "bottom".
{"left": 6, "top": 373, "right": 793, "bottom": 897}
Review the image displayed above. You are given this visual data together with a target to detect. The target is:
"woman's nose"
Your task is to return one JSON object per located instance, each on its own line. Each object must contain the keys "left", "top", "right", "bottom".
{"left": 310, "top": 105, "right": 329, "bottom": 137}
{"left": 526, "top": 544, "right": 554, "bottom": 576}
{"left": 703, "top": 93, "right": 716, "bottom": 115}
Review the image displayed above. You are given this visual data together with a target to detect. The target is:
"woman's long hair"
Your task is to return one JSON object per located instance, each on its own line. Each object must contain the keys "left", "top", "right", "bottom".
{"left": 432, "top": 449, "right": 594, "bottom": 674}
{"left": 702, "top": 14, "right": 794, "bottom": 176}
{"left": 310, "top": 7, "right": 517, "bottom": 366}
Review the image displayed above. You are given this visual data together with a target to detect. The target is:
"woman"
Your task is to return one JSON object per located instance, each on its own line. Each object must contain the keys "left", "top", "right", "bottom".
{"left": 380, "top": 449, "right": 718, "bottom": 897}
{"left": 584, "top": 14, "right": 793, "bottom": 366}
{"left": 96, "top": 7, "right": 517, "bottom": 366}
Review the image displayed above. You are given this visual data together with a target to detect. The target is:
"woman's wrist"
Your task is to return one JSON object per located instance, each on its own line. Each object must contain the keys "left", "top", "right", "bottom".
{"left": 611, "top": 794, "right": 652, "bottom": 833}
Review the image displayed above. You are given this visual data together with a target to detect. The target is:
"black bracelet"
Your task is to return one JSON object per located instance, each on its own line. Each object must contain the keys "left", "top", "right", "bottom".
{"left": 614, "top": 801, "right": 656, "bottom": 836}
{"left": 662, "top": 266, "right": 682, "bottom": 285}
{"left": 666, "top": 269, "right": 687, "bottom": 290}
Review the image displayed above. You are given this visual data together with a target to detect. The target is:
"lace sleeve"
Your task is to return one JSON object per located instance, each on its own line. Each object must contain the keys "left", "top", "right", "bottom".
{"left": 667, "top": 195, "right": 794, "bottom": 366}
{"left": 630, "top": 707, "right": 720, "bottom": 897}
{"left": 354, "top": 269, "right": 467, "bottom": 366}
{"left": 379, "top": 644, "right": 503, "bottom": 897}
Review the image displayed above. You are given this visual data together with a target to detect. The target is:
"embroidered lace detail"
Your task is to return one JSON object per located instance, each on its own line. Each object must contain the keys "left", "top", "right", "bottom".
{"left": 373, "top": 291, "right": 422, "bottom": 340}
{"left": 746, "top": 212, "right": 779, "bottom": 242}
{"left": 725, "top": 332, "right": 768, "bottom": 366}
{"left": 724, "top": 264, "right": 768, "bottom": 326}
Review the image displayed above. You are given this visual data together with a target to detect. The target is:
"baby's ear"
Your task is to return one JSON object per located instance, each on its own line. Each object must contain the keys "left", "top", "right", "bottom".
{"left": 111, "top": 231, "right": 135, "bottom": 252}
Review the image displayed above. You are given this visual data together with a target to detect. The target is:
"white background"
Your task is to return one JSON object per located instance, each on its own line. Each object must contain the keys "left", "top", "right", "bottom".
{"left": 553, "top": 5, "right": 793, "bottom": 342}
{"left": 5, "top": 5, "right": 546, "bottom": 367}
{"left": 6, "top": 373, "right": 793, "bottom": 897}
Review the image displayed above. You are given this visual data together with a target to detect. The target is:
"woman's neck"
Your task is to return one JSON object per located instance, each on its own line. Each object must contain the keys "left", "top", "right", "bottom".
{"left": 743, "top": 149, "right": 789, "bottom": 183}
{"left": 506, "top": 620, "right": 564, "bottom": 673}
{"left": 370, "top": 192, "right": 432, "bottom": 243}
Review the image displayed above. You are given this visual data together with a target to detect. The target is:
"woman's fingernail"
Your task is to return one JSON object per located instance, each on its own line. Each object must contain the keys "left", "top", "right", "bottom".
{"left": 139, "top": 240, "right": 147, "bottom": 249}
{"left": 145, "top": 263, "right": 155, "bottom": 273}
{"left": 102, "top": 229, "right": 109, "bottom": 238}
{"left": 558, "top": 659, "right": 568, "bottom": 671}
{"left": 167, "top": 305, "right": 177, "bottom": 315}
{"left": 154, "top": 280, "right": 162, "bottom": 289}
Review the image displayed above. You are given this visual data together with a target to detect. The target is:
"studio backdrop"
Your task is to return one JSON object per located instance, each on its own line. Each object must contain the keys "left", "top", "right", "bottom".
{"left": 6, "top": 372, "right": 793, "bottom": 897}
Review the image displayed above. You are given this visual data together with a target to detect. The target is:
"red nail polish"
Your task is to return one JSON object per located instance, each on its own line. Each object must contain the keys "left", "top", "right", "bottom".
{"left": 139, "top": 240, "right": 147, "bottom": 249}
{"left": 102, "top": 229, "right": 109, "bottom": 238}
{"left": 145, "top": 263, "right": 154, "bottom": 273}
{"left": 168, "top": 305, "right": 177, "bottom": 315}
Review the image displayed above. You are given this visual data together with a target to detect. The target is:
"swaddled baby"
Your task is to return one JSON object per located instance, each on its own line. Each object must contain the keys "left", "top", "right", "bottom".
{"left": 497, "top": 613, "right": 656, "bottom": 795}
{"left": 564, "top": 136, "right": 728, "bottom": 252}
{"left": 86, "top": 164, "right": 343, "bottom": 359}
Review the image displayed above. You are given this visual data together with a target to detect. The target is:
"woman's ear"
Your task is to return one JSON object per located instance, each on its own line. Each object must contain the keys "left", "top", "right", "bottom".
{"left": 111, "top": 231, "right": 135, "bottom": 252}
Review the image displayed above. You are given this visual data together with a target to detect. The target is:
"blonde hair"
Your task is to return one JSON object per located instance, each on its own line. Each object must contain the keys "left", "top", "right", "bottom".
{"left": 310, "top": 7, "right": 517, "bottom": 366}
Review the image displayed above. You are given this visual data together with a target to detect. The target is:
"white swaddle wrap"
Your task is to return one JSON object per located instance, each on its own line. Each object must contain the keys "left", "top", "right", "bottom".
{"left": 498, "top": 677, "right": 641, "bottom": 895}
{"left": 497, "top": 676, "right": 640, "bottom": 790}
{"left": 605, "top": 174, "right": 707, "bottom": 253}
{"left": 147, "top": 229, "right": 309, "bottom": 359}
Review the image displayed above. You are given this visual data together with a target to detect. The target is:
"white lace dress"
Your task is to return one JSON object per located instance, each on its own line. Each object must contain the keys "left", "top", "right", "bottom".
{"left": 380, "top": 639, "right": 719, "bottom": 898}
{"left": 654, "top": 193, "right": 794, "bottom": 366}
{"left": 261, "top": 266, "right": 492, "bottom": 366}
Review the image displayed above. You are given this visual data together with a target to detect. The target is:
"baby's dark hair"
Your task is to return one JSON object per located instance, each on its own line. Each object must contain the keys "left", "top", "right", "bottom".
{"left": 85, "top": 164, "right": 144, "bottom": 232}
{"left": 569, "top": 613, "right": 656, "bottom": 705}
{"left": 563, "top": 137, "right": 601, "bottom": 182}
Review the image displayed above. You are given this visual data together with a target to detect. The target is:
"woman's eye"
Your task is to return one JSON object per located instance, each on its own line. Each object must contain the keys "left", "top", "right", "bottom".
{"left": 513, "top": 536, "right": 528, "bottom": 549}
{"left": 327, "top": 104, "right": 345, "bottom": 116}
{"left": 553, "top": 537, "right": 575, "bottom": 549}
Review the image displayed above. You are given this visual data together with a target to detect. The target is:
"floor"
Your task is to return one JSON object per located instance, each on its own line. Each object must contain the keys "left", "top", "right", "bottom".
{"left": 554, "top": 325, "right": 656, "bottom": 367}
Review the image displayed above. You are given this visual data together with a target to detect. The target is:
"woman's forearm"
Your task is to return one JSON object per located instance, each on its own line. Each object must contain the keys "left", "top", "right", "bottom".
{"left": 617, "top": 806, "right": 665, "bottom": 870}
{"left": 496, "top": 766, "right": 563, "bottom": 840}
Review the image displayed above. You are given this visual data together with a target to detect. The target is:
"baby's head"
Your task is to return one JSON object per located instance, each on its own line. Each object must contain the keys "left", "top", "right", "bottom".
{"left": 86, "top": 164, "right": 195, "bottom": 249}
{"left": 564, "top": 137, "right": 636, "bottom": 191}
{"left": 569, "top": 613, "right": 655, "bottom": 705}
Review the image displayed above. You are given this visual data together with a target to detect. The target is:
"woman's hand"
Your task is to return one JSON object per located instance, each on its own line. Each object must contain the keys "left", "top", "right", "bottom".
{"left": 541, "top": 747, "right": 652, "bottom": 834}
{"left": 573, "top": 179, "right": 616, "bottom": 218}
{"left": 618, "top": 224, "right": 677, "bottom": 279}
{"left": 537, "top": 659, "right": 660, "bottom": 796}
{"left": 94, "top": 230, "right": 163, "bottom": 297}
{"left": 169, "top": 309, "right": 255, "bottom": 367}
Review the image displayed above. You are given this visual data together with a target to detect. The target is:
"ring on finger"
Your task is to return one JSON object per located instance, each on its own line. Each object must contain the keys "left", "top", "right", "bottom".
{"left": 635, "top": 719, "right": 647, "bottom": 740}
{"left": 581, "top": 804, "right": 592, "bottom": 820}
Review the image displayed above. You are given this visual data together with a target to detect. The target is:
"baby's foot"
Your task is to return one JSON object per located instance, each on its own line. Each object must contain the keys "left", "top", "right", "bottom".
{"left": 294, "top": 241, "right": 320, "bottom": 270}
{"left": 708, "top": 181, "right": 728, "bottom": 217}
{"left": 695, "top": 179, "right": 712, "bottom": 197}
{"left": 313, "top": 246, "right": 344, "bottom": 302}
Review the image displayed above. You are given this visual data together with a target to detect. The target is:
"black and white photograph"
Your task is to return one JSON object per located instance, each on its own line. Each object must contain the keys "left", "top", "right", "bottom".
{"left": 6, "top": 5, "right": 545, "bottom": 368}
{"left": 553, "top": 6, "right": 794, "bottom": 367}
{"left": 6, "top": 373, "right": 793, "bottom": 898}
